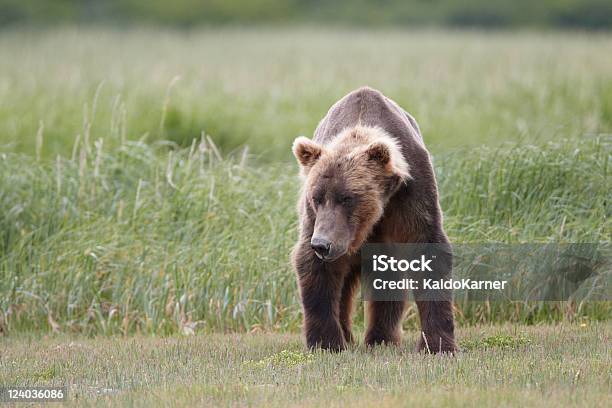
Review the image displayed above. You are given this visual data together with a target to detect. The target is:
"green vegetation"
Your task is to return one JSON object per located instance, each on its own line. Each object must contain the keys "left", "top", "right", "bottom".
{"left": 1, "top": 28, "right": 612, "bottom": 160}
{"left": 243, "top": 349, "right": 315, "bottom": 368}
{"left": 0, "top": 28, "right": 610, "bottom": 336}
{"left": 0, "top": 127, "right": 609, "bottom": 335}
{"left": 3, "top": 0, "right": 612, "bottom": 29}
{"left": 460, "top": 333, "right": 531, "bottom": 350}
{"left": 0, "top": 25, "right": 610, "bottom": 408}
{"left": 1, "top": 323, "right": 610, "bottom": 406}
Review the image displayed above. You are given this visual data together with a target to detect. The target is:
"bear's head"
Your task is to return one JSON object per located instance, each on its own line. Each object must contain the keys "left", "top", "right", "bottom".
{"left": 292, "top": 126, "right": 411, "bottom": 261}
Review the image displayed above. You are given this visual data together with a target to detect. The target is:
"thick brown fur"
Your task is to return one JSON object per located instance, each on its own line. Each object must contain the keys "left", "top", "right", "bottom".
{"left": 291, "top": 87, "right": 456, "bottom": 353}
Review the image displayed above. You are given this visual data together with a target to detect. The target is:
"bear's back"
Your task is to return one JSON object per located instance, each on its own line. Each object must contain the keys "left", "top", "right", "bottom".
{"left": 313, "top": 87, "right": 423, "bottom": 149}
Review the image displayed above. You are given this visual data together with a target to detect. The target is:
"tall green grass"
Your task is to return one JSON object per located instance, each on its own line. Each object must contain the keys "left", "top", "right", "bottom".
{"left": 0, "top": 28, "right": 610, "bottom": 335}
{"left": 0, "top": 133, "right": 609, "bottom": 335}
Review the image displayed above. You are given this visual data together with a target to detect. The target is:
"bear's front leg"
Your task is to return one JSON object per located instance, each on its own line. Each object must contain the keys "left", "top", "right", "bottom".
{"left": 413, "top": 246, "right": 457, "bottom": 354}
{"left": 293, "top": 244, "right": 347, "bottom": 351}
{"left": 415, "top": 300, "right": 457, "bottom": 354}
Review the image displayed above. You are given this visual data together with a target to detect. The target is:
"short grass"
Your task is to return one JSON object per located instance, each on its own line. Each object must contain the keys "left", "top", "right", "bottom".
{"left": 1, "top": 323, "right": 610, "bottom": 407}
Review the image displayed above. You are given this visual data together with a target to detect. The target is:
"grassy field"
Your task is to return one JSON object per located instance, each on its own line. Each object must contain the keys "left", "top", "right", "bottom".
{"left": 1, "top": 28, "right": 612, "bottom": 159}
{"left": 0, "top": 135, "right": 609, "bottom": 334}
{"left": 0, "top": 25, "right": 610, "bottom": 408}
{"left": 0, "top": 28, "right": 610, "bottom": 336}
{"left": 1, "top": 323, "right": 610, "bottom": 406}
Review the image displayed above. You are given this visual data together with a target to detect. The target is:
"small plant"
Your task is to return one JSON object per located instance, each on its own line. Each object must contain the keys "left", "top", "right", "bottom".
{"left": 32, "top": 366, "right": 57, "bottom": 381}
{"left": 242, "top": 350, "right": 315, "bottom": 369}
{"left": 460, "top": 333, "right": 531, "bottom": 350}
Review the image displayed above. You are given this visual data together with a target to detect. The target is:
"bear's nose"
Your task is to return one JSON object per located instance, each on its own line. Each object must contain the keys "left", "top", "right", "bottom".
{"left": 311, "top": 237, "right": 331, "bottom": 258}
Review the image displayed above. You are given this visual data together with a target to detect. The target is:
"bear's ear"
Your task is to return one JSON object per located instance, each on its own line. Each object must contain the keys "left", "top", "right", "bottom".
{"left": 292, "top": 136, "right": 324, "bottom": 171}
{"left": 365, "top": 140, "right": 411, "bottom": 181}
{"left": 365, "top": 142, "right": 391, "bottom": 166}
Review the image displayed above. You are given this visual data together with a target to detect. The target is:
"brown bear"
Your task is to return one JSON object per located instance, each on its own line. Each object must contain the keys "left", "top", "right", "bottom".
{"left": 291, "top": 86, "right": 456, "bottom": 353}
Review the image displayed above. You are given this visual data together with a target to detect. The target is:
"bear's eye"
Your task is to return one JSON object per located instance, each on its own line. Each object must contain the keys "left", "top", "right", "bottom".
{"left": 341, "top": 195, "right": 353, "bottom": 205}
{"left": 312, "top": 195, "right": 324, "bottom": 206}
